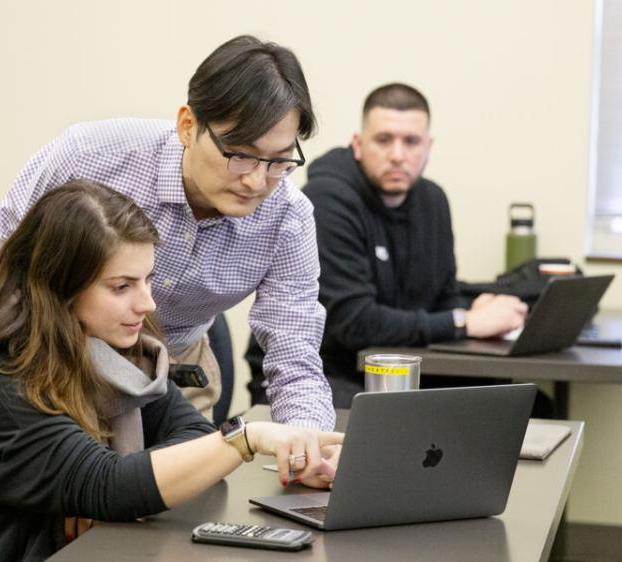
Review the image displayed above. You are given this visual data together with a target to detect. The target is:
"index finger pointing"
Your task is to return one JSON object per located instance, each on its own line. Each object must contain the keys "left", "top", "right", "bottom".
{"left": 318, "top": 431, "right": 345, "bottom": 447}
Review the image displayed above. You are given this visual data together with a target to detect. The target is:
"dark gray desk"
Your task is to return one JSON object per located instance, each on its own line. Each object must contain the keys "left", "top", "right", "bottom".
{"left": 49, "top": 406, "right": 584, "bottom": 562}
{"left": 358, "top": 312, "right": 622, "bottom": 419}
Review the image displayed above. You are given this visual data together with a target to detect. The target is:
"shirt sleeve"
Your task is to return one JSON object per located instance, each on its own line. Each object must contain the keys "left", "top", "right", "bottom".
{"left": 307, "top": 178, "right": 458, "bottom": 349}
{"left": 0, "top": 131, "right": 78, "bottom": 239}
{"left": 248, "top": 191, "right": 336, "bottom": 431}
{"left": 0, "top": 380, "right": 171, "bottom": 522}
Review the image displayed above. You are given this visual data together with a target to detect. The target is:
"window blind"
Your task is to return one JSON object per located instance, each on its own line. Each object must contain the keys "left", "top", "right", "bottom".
{"left": 587, "top": 0, "right": 622, "bottom": 259}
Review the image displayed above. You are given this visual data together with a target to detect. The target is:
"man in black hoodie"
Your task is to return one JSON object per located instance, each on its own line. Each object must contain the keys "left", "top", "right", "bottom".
{"left": 247, "top": 83, "right": 527, "bottom": 407}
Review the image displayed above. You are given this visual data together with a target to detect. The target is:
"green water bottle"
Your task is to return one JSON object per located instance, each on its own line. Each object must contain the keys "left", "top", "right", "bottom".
{"left": 505, "top": 203, "right": 537, "bottom": 271}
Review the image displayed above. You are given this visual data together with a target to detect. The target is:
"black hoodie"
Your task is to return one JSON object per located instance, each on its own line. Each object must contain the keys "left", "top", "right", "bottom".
{"left": 304, "top": 147, "right": 465, "bottom": 389}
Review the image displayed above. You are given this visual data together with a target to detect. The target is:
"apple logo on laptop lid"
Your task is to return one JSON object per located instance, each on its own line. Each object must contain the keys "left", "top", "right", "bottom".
{"left": 422, "top": 444, "right": 443, "bottom": 468}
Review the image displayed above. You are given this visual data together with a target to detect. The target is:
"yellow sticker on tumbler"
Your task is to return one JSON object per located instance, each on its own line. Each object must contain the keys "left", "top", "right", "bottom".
{"left": 365, "top": 365, "right": 409, "bottom": 376}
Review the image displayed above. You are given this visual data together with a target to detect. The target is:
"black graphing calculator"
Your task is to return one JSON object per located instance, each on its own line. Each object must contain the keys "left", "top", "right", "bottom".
{"left": 191, "top": 521, "right": 314, "bottom": 552}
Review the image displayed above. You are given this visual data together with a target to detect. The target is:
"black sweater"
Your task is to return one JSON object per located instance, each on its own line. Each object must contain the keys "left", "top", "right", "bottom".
{"left": 304, "top": 147, "right": 465, "bottom": 383}
{"left": 0, "top": 374, "right": 214, "bottom": 562}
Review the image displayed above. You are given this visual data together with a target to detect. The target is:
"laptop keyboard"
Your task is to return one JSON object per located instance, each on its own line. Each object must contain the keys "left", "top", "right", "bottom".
{"left": 291, "top": 505, "right": 328, "bottom": 522}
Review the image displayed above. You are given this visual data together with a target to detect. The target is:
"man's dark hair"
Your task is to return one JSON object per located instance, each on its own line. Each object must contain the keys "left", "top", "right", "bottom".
{"left": 187, "top": 35, "right": 316, "bottom": 145}
{"left": 362, "top": 83, "right": 430, "bottom": 122}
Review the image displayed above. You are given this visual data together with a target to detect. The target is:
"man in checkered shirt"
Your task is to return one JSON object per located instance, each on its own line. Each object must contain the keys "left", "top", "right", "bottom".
{"left": 0, "top": 35, "right": 335, "bottom": 433}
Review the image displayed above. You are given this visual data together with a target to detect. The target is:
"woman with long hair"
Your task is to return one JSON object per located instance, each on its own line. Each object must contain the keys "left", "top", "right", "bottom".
{"left": 0, "top": 179, "right": 342, "bottom": 561}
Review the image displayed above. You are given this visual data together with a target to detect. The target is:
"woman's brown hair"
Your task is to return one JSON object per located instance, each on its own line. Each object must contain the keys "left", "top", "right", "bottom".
{"left": 0, "top": 179, "right": 159, "bottom": 438}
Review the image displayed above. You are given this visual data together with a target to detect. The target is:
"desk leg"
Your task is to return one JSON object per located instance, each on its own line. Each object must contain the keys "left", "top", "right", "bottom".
{"left": 554, "top": 381, "right": 569, "bottom": 419}
{"left": 552, "top": 381, "right": 570, "bottom": 535}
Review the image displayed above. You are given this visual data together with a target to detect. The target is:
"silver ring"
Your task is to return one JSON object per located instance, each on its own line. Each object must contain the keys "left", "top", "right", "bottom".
{"left": 288, "top": 453, "right": 307, "bottom": 469}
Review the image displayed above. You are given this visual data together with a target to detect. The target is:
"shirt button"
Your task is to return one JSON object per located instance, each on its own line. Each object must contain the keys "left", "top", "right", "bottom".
{"left": 163, "top": 279, "right": 174, "bottom": 288}
{"left": 184, "top": 231, "right": 193, "bottom": 241}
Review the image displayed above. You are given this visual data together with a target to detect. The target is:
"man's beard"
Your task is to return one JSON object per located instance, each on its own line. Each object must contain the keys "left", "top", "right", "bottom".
{"left": 374, "top": 152, "right": 430, "bottom": 194}
{"left": 375, "top": 183, "right": 414, "bottom": 195}
{"left": 374, "top": 172, "right": 420, "bottom": 195}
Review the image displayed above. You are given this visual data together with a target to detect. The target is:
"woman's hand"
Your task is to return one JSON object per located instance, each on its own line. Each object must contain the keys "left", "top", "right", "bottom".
{"left": 245, "top": 422, "right": 344, "bottom": 486}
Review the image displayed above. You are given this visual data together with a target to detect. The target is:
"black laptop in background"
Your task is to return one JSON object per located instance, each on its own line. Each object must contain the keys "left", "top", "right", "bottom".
{"left": 429, "top": 275, "right": 614, "bottom": 357}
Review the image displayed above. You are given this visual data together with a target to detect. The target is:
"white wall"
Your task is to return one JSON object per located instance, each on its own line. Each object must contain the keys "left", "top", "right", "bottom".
{"left": 1, "top": 0, "right": 620, "bottom": 524}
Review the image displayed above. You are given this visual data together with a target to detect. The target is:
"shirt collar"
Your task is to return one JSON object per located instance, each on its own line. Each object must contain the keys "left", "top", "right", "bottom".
{"left": 155, "top": 131, "right": 188, "bottom": 205}
{"left": 155, "top": 131, "right": 227, "bottom": 227}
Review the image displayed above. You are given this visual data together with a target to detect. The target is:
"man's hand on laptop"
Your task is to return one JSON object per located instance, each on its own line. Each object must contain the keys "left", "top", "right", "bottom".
{"left": 298, "top": 444, "right": 342, "bottom": 489}
{"left": 466, "top": 293, "right": 528, "bottom": 338}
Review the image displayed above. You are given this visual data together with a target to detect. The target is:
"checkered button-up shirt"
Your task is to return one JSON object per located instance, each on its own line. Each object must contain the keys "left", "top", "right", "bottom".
{"left": 1, "top": 118, "right": 335, "bottom": 430}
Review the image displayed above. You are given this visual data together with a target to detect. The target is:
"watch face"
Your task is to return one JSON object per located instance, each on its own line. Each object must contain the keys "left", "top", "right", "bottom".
{"left": 220, "top": 416, "right": 244, "bottom": 435}
{"left": 453, "top": 308, "right": 467, "bottom": 329}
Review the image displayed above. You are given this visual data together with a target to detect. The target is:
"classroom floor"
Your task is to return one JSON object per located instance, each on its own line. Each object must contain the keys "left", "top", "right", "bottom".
{"left": 550, "top": 522, "right": 622, "bottom": 562}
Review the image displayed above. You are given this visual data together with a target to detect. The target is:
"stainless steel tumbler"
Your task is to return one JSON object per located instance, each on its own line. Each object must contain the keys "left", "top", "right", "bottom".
{"left": 364, "top": 354, "right": 422, "bottom": 392}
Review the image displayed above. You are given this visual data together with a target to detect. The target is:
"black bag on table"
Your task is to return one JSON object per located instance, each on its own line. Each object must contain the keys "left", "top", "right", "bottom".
{"left": 458, "top": 258, "right": 583, "bottom": 309}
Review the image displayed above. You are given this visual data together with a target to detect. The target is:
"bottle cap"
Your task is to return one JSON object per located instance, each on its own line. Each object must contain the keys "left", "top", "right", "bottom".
{"left": 509, "top": 203, "right": 535, "bottom": 229}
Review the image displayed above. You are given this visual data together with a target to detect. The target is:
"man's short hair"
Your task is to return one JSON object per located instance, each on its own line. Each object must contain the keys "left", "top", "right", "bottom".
{"left": 187, "top": 35, "right": 316, "bottom": 145}
{"left": 363, "top": 83, "right": 430, "bottom": 121}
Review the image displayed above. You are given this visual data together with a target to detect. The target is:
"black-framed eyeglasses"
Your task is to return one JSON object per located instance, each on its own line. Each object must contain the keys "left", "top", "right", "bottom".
{"left": 205, "top": 123, "right": 306, "bottom": 178}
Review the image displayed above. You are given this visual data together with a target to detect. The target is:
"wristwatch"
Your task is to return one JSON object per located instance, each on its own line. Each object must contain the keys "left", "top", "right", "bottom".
{"left": 452, "top": 308, "right": 468, "bottom": 339}
{"left": 220, "top": 416, "right": 255, "bottom": 462}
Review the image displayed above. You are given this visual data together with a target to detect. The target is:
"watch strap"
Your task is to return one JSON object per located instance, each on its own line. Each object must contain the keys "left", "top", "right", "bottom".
{"left": 220, "top": 416, "right": 255, "bottom": 462}
{"left": 452, "top": 308, "right": 468, "bottom": 339}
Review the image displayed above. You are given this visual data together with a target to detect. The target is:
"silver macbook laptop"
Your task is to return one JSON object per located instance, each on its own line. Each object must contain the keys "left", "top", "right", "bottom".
{"left": 250, "top": 384, "right": 536, "bottom": 530}
{"left": 429, "top": 275, "right": 614, "bottom": 356}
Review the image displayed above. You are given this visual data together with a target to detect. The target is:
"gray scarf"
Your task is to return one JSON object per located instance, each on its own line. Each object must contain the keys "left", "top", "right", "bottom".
{"left": 89, "top": 335, "right": 169, "bottom": 456}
